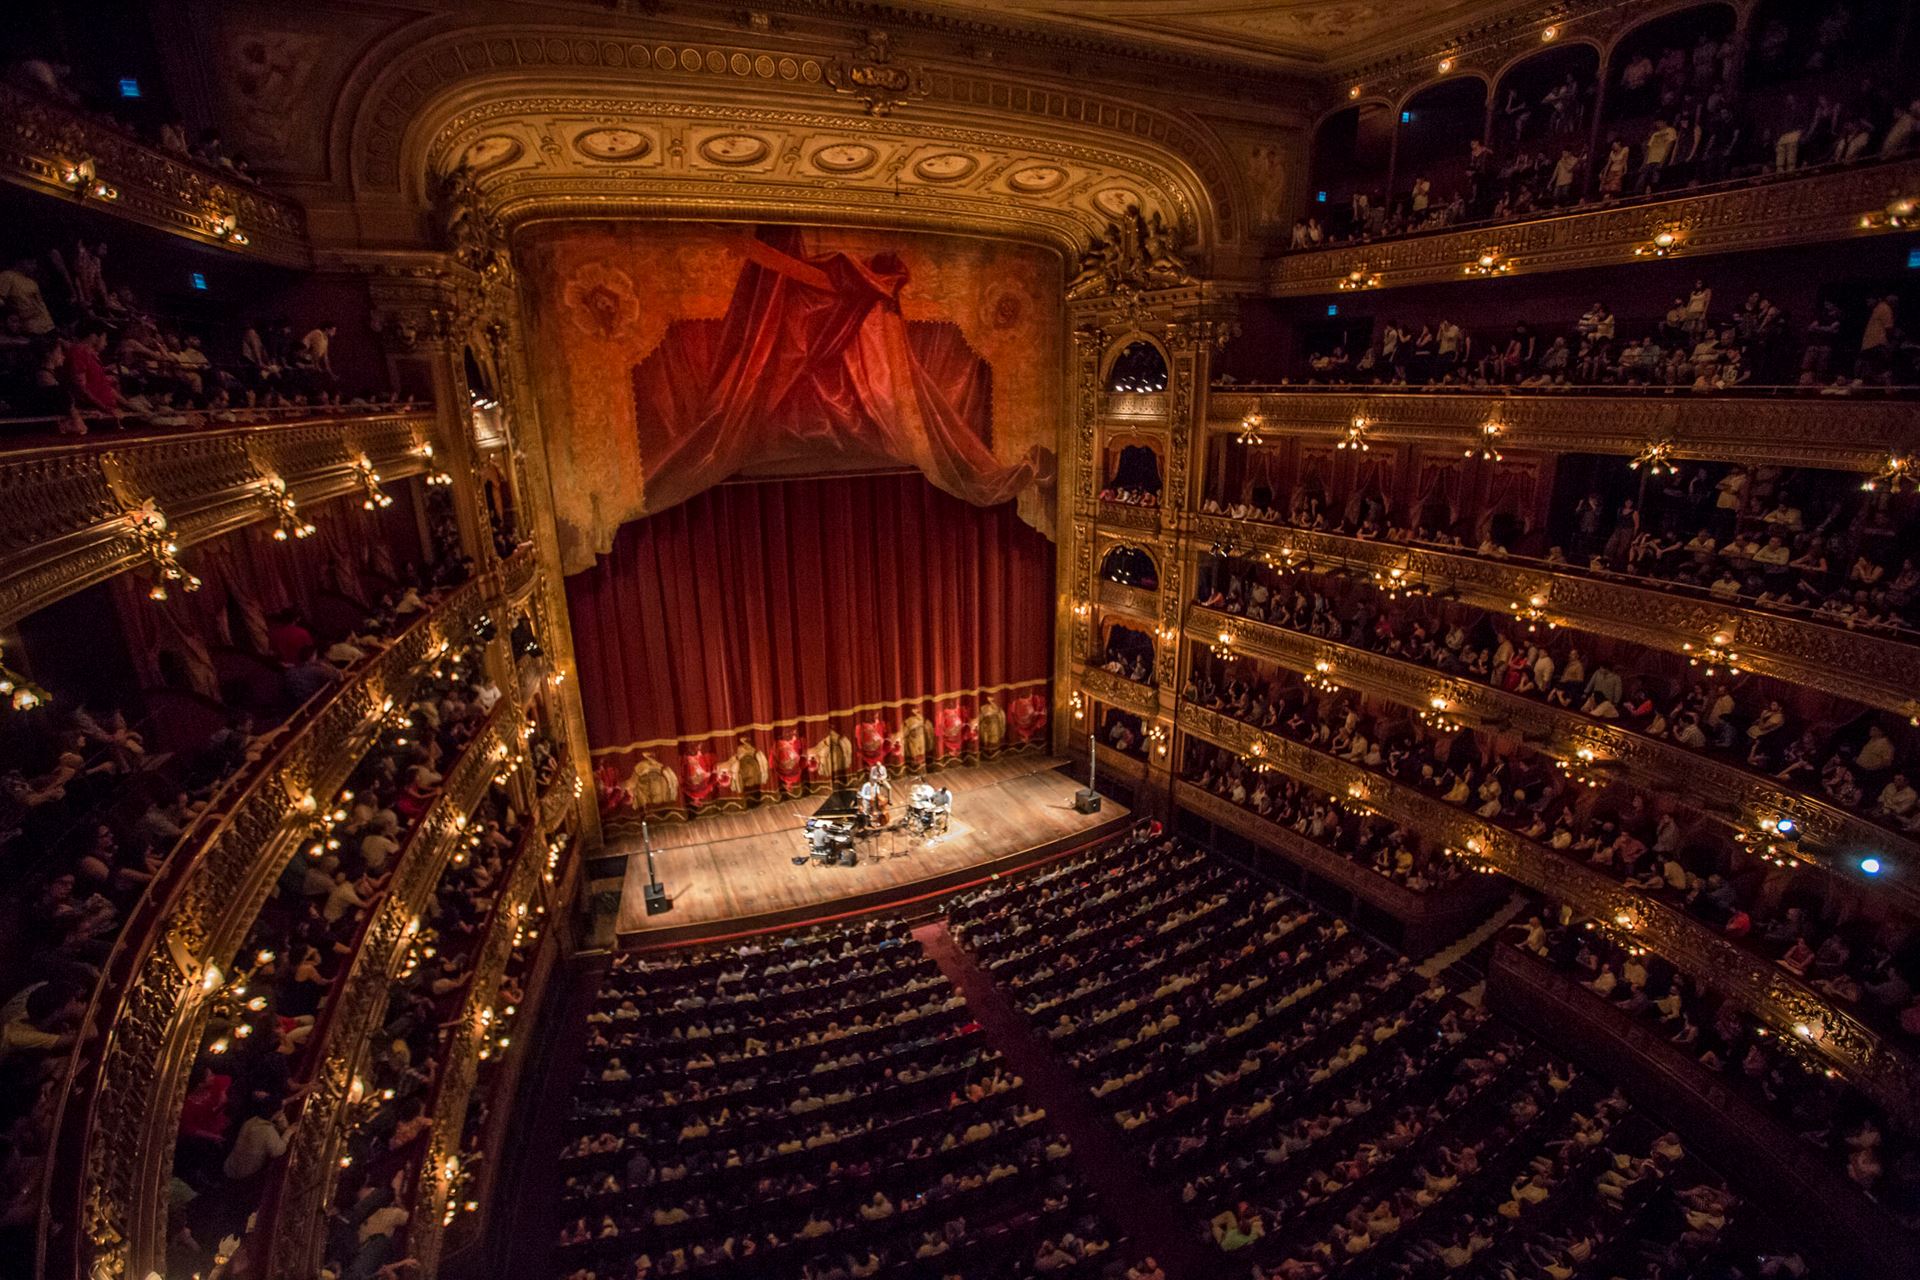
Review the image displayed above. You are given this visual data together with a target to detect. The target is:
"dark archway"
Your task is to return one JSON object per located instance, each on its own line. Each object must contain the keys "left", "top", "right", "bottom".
{"left": 1105, "top": 340, "right": 1168, "bottom": 393}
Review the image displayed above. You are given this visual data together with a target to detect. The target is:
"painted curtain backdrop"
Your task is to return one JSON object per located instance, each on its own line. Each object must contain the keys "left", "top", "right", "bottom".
{"left": 567, "top": 471, "right": 1054, "bottom": 821}
{"left": 519, "top": 221, "right": 1062, "bottom": 572}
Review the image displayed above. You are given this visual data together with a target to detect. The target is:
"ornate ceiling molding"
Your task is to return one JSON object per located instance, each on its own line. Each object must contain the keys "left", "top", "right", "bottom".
{"left": 1206, "top": 391, "right": 1920, "bottom": 475}
{"left": 330, "top": 19, "right": 1239, "bottom": 254}
{"left": 1269, "top": 159, "right": 1920, "bottom": 295}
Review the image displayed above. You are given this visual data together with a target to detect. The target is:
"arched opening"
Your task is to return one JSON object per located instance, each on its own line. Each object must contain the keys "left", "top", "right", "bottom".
{"left": 1492, "top": 43, "right": 1602, "bottom": 169}
{"left": 1102, "top": 434, "right": 1164, "bottom": 503}
{"left": 1308, "top": 103, "right": 1394, "bottom": 240}
{"left": 1598, "top": 4, "right": 1736, "bottom": 194}
{"left": 1098, "top": 544, "right": 1159, "bottom": 590}
{"left": 1105, "top": 340, "right": 1168, "bottom": 393}
{"left": 1746, "top": 0, "right": 1909, "bottom": 172}
{"left": 1394, "top": 77, "right": 1489, "bottom": 222}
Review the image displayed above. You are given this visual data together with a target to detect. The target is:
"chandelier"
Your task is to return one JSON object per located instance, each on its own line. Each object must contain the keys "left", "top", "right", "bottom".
{"left": 1304, "top": 659, "right": 1339, "bottom": 693}
{"left": 1862, "top": 454, "right": 1915, "bottom": 493}
{"left": 1236, "top": 411, "right": 1267, "bottom": 446}
{"left": 1337, "top": 415, "right": 1371, "bottom": 451}
{"left": 1419, "top": 695, "right": 1462, "bottom": 733}
{"left": 1510, "top": 592, "right": 1555, "bottom": 633}
{"left": 354, "top": 456, "right": 395, "bottom": 510}
{"left": 1682, "top": 629, "right": 1742, "bottom": 677}
{"left": 1466, "top": 420, "right": 1504, "bottom": 462}
{"left": 127, "top": 500, "right": 201, "bottom": 601}
{"left": 1463, "top": 247, "right": 1512, "bottom": 277}
{"left": 1628, "top": 440, "right": 1678, "bottom": 476}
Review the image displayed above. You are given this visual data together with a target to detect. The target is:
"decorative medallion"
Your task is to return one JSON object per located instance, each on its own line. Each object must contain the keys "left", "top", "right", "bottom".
{"left": 697, "top": 133, "right": 771, "bottom": 165}
{"left": 574, "top": 128, "right": 652, "bottom": 161}
{"left": 811, "top": 142, "right": 879, "bottom": 174}
{"left": 824, "top": 30, "right": 928, "bottom": 116}
{"left": 562, "top": 262, "right": 641, "bottom": 340}
{"left": 1093, "top": 187, "right": 1144, "bottom": 218}
{"left": 461, "top": 135, "right": 522, "bottom": 170}
{"left": 912, "top": 152, "right": 977, "bottom": 183}
{"left": 1008, "top": 164, "right": 1068, "bottom": 194}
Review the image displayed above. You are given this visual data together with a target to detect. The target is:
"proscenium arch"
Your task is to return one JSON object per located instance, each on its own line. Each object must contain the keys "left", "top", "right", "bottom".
{"left": 327, "top": 18, "right": 1236, "bottom": 256}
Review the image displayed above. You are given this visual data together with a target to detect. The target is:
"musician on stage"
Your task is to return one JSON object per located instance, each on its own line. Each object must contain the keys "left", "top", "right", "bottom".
{"left": 909, "top": 778, "right": 935, "bottom": 831}
{"left": 857, "top": 776, "right": 890, "bottom": 828}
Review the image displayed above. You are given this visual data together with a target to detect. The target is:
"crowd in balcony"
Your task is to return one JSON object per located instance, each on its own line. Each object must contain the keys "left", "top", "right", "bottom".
{"left": 1202, "top": 451, "right": 1920, "bottom": 641}
{"left": 1178, "top": 643, "right": 1920, "bottom": 1054}
{"left": 556, "top": 912, "right": 1126, "bottom": 1280}
{"left": 1178, "top": 737, "right": 1466, "bottom": 896}
{"left": 6, "top": 55, "right": 267, "bottom": 185}
{"left": 1290, "top": 7, "right": 1918, "bottom": 255}
{"left": 1290, "top": 279, "right": 1910, "bottom": 392}
{"left": 946, "top": 834, "right": 1791, "bottom": 1277}
{"left": 1192, "top": 553, "right": 1920, "bottom": 845}
{"left": 0, "top": 232, "right": 414, "bottom": 435}
{"left": 1511, "top": 909, "right": 1920, "bottom": 1228}
{"left": 158, "top": 634, "right": 504, "bottom": 1273}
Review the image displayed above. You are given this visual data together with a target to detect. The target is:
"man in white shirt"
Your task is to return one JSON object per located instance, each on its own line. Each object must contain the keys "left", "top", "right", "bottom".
{"left": 0, "top": 258, "right": 55, "bottom": 335}
{"left": 298, "top": 322, "right": 337, "bottom": 377}
{"left": 1638, "top": 120, "right": 1678, "bottom": 191}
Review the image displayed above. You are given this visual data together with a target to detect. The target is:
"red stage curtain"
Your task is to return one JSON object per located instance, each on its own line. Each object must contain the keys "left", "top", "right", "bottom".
{"left": 566, "top": 469, "right": 1054, "bottom": 817}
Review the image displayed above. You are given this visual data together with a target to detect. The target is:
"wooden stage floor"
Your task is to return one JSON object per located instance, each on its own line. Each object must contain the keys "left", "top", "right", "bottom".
{"left": 614, "top": 756, "right": 1128, "bottom": 944}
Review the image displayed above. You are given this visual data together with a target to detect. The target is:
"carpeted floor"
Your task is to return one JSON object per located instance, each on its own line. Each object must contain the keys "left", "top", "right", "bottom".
{"left": 913, "top": 921, "right": 1211, "bottom": 1280}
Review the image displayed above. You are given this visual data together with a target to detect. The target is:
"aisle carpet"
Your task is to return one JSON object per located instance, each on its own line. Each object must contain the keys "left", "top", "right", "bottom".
{"left": 913, "top": 921, "right": 1210, "bottom": 1280}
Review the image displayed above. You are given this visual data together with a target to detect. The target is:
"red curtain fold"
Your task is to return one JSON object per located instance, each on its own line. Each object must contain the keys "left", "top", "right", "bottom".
{"left": 629, "top": 226, "right": 1050, "bottom": 520}
{"left": 567, "top": 470, "right": 1055, "bottom": 817}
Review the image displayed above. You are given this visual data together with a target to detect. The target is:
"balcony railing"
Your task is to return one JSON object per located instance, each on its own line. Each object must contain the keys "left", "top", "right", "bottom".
{"left": 1077, "top": 663, "right": 1158, "bottom": 717}
{"left": 0, "top": 410, "right": 437, "bottom": 628}
{"left": 1206, "top": 390, "right": 1919, "bottom": 475}
{"left": 261, "top": 697, "right": 521, "bottom": 1278}
{"left": 1176, "top": 700, "right": 1920, "bottom": 1128}
{"left": 1269, "top": 156, "right": 1920, "bottom": 296}
{"left": 1095, "top": 578, "right": 1159, "bottom": 619}
{"left": 1191, "top": 515, "right": 1920, "bottom": 720}
{"left": 1195, "top": 605, "right": 1920, "bottom": 910}
{"left": 1176, "top": 781, "right": 1502, "bottom": 953}
{"left": 0, "top": 82, "right": 309, "bottom": 266}
{"left": 1489, "top": 945, "right": 1920, "bottom": 1279}
{"left": 39, "top": 558, "right": 516, "bottom": 1280}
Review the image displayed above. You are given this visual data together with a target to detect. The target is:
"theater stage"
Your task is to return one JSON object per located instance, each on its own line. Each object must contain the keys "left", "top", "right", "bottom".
{"left": 613, "top": 755, "right": 1130, "bottom": 944}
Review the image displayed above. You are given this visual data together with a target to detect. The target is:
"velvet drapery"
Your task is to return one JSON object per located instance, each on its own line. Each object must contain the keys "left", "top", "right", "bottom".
{"left": 566, "top": 470, "right": 1055, "bottom": 817}
{"left": 628, "top": 226, "right": 1051, "bottom": 521}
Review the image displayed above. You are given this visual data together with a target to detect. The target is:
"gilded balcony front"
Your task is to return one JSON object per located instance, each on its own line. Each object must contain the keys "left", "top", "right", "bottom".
{"left": 0, "top": 412, "right": 438, "bottom": 628}
{"left": 1176, "top": 700, "right": 1920, "bottom": 1128}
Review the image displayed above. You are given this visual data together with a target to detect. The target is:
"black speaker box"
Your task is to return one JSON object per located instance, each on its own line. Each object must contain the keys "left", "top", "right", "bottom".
{"left": 643, "top": 882, "right": 674, "bottom": 915}
{"left": 840, "top": 847, "right": 859, "bottom": 867}
{"left": 1073, "top": 788, "right": 1102, "bottom": 814}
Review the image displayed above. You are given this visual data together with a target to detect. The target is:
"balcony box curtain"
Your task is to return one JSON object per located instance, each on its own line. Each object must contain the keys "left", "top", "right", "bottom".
{"left": 567, "top": 469, "right": 1055, "bottom": 818}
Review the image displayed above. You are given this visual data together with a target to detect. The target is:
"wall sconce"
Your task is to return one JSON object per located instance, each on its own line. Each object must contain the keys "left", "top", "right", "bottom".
{"left": 1634, "top": 226, "right": 1683, "bottom": 258}
{"left": 1210, "top": 630, "right": 1234, "bottom": 659}
{"left": 1338, "top": 415, "right": 1371, "bottom": 451}
{"left": 1419, "top": 696, "right": 1463, "bottom": 734}
{"left": 1244, "top": 737, "right": 1274, "bottom": 772}
{"left": 126, "top": 499, "right": 201, "bottom": 600}
{"left": 1629, "top": 440, "right": 1678, "bottom": 475}
{"left": 1371, "top": 564, "right": 1424, "bottom": 599}
{"left": 1554, "top": 746, "right": 1605, "bottom": 790}
{"left": 1349, "top": 84, "right": 1362, "bottom": 99}
{"left": 1466, "top": 421, "right": 1504, "bottom": 462}
{"left": 1071, "top": 600, "right": 1091, "bottom": 620}
{"left": 1236, "top": 411, "right": 1267, "bottom": 446}
{"left": 0, "top": 642, "right": 48, "bottom": 713}
{"left": 1862, "top": 454, "right": 1914, "bottom": 493}
{"left": 1337, "top": 265, "right": 1381, "bottom": 291}
{"left": 209, "top": 212, "right": 249, "bottom": 246}
{"left": 353, "top": 456, "right": 395, "bottom": 510}
{"left": 1510, "top": 591, "right": 1555, "bottom": 633}
{"left": 261, "top": 476, "right": 317, "bottom": 541}
{"left": 1541, "top": 25, "right": 1559, "bottom": 41}
{"left": 1860, "top": 197, "right": 1916, "bottom": 231}
{"left": 1305, "top": 659, "right": 1339, "bottom": 693}
{"left": 61, "top": 157, "right": 116, "bottom": 200}
{"left": 1436, "top": 56, "right": 1455, "bottom": 74}
{"left": 1071, "top": 690, "right": 1086, "bottom": 722}
{"left": 1146, "top": 725, "right": 1168, "bottom": 757}
{"left": 1682, "top": 628, "right": 1742, "bottom": 677}
{"left": 1463, "top": 248, "right": 1512, "bottom": 277}
{"left": 1736, "top": 814, "right": 1804, "bottom": 867}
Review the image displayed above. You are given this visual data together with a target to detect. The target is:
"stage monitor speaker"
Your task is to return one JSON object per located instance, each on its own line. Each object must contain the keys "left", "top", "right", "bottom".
{"left": 643, "top": 882, "right": 674, "bottom": 915}
{"left": 1074, "top": 788, "right": 1102, "bottom": 814}
{"left": 840, "top": 847, "right": 860, "bottom": 867}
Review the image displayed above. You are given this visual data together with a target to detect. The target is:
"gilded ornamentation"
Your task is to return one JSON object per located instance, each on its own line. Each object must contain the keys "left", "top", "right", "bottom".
{"left": 1078, "top": 663, "right": 1156, "bottom": 717}
{"left": 823, "top": 30, "right": 928, "bottom": 116}
{"left": 1067, "top": 203, "right": 1196, "bottom": 300}
{"left": 1196, "top": 604, "right": 1920, "bottom": 911}
{"left": 1272, "top": 158, "right": 1920, "bottom": 295}
{"left": 1177, "top": 701, "right": 1920, "bottom": 1128}
{"left": 1190, "top": 515, "right": 1920, "bottom": 719}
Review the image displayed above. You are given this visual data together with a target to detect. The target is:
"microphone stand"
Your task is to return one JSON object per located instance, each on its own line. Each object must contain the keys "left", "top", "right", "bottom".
{"left": 642, "top": 818, "right": 672, "bottom": 914}
{"left": 1087, "top": 728, "right": 1097, "bottom": 794}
